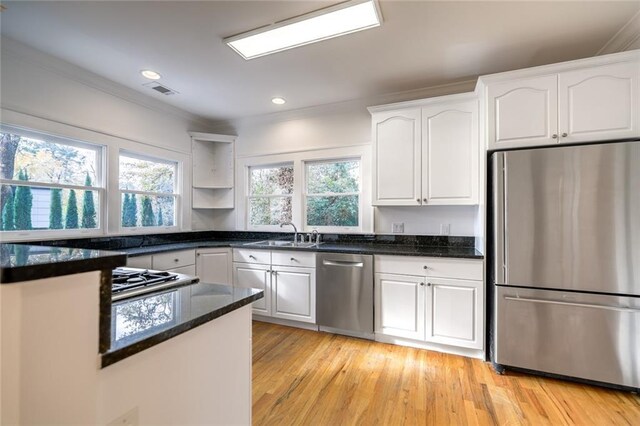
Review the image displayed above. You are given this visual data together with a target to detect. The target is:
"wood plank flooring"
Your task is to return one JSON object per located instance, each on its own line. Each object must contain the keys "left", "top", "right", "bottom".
{"left": 252, "top": 321, "right": 640, "bottom": 425}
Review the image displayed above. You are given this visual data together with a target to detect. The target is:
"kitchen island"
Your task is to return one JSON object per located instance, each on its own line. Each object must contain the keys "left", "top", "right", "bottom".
{"left": 0, "top": 243, "right": 262, "bottom": 425}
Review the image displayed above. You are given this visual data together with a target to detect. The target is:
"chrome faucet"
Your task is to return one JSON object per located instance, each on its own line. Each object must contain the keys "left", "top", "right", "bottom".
{"left": 280, "top": 222, "right": 298, "bottom": 244}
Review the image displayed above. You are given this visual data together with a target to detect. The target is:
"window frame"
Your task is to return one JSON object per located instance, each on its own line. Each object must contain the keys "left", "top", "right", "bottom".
{"left": 303, "top": 157, "right": 362, "bottom": 233}
{"left": 245, "top": 162, "right": 294, "bottom": 231}
{"left": 0, "top": 124, "right": 106, "bottom": 240}
{"left": 117, "top": 149, "right": 180, "bottom": 232}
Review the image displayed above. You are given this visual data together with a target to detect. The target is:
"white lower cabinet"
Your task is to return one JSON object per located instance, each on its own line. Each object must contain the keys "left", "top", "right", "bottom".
{"left": 232, "top": 249, "right": 316, "bottom": 325}
{"left": 233, "top": 263, "right": 270, "bottom": 315}
{"left": 374, "top": 255, "right": 484, "bottom": 357}
{"left": 196, "top": 248, "right": 232, "bottom": 285}
{"left": 425, "top": 278, "right": 482, "bottom": 349}
{"left": 375, "top": 273, "right": 425, "bottom": 340}
{"left": 271, "top": 266, "right": 315, "bottom": 323}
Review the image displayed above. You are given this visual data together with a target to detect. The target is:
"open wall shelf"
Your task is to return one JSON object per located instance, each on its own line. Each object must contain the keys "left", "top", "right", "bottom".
{"left": 190, "top": 132, "right": 236, "bottom": 209}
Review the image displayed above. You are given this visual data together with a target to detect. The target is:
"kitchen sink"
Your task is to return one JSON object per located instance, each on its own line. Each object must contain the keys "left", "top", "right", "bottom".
{"left": 243, "top": 240, "right": 320, "bottom": 248}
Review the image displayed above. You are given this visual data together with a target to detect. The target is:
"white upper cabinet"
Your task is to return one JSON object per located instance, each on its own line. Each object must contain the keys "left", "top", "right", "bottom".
{"left": 558, "top": 62, "right": 639, "bottom": 143}
{"left": 481, "top": 51, "right": 640, "bottom": 150}
{"left": 487, "top": 75, "right": 558, "bottom": 148}
{"left": 369, "top": 94, "right": 479, "bottom": 207}
{"left": 422, "top": 100, "right": 478, "bottom": 205}
{"left": 371, "top": 108, "right": 422, "bottom": 206}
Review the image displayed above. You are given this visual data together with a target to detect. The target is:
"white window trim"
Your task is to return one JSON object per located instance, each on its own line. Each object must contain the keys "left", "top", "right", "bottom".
{"left": 0, "top": 124, "right": 106, "bottom": 240}
{"left": 1, "top": 109, "right": 192, "bottom": 242}
{"left": 303, "top": 158, "right": 362, "bottom": 233}
{"left": 117, "top": 149, "right": 181, "bottom": 233}
{"left": 236, "top": 145, "right": 372, "bottom": 234}
{"left": 245, "top": 162, "right": 294, "bottom": 232}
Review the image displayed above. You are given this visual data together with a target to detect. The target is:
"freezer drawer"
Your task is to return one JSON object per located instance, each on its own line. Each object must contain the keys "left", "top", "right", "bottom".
{"left": 496, "top": 286, "right": 640, "bottom": 388}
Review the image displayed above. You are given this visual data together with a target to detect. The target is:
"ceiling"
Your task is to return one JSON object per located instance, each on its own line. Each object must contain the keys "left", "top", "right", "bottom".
{"left": 1, "top": 1, "right": 638, "bottom": 123}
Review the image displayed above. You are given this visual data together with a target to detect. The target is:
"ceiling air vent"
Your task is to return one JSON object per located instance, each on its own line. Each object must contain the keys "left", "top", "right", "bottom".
{"left": 143, "top": 81, "right": 178, "bottom": 96}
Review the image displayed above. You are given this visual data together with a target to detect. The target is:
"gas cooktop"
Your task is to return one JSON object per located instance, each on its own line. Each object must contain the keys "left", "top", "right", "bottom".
{"left": 111, "top": 267, "right": 196, "bottom": 301}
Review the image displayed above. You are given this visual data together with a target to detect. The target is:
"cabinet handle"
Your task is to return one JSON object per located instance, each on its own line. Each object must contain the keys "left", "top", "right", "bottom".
{"left": 416, "top": 198, "right": 421, "bottom": 204}
{"left": 420, "top": 282, "right": 425, "bottom": 286}
{"left": 423, "top": 198, "right": 427, "bottom": 202}
{"left": 197, "top": 253, "right": 200, "bottom": 256}
{"left": 561, "top": 132, "right": 568, "bottom": 137}
{"left": 552, "top": 134, "right": 558, "bottom": 139}
{"left": 423, "top": 265, "right": 428, "bottom": 270}
{"left": 290, "top": 257, "right": 297, "bottom": 262}
{"left": 249, "top": 255, "right": 256, "bottom": 260}
{"left": 174, "top": 259, "right": 179, "bottom": 262}
{"left": 427, "top": 282, "right": 432, "bottom": 286}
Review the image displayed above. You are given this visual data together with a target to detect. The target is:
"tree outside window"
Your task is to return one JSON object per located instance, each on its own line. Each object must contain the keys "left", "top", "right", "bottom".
{"left": 119, "top": 152, "right": 177, "bottom": 228}
{"left": 0, "top": 128, "right": 102, "bottom": 233}
{"left": 305, "top": 159, "right": 360, "bottom": 229}
{"left": 247, "top": 164, "right": 293, "bottom": 228}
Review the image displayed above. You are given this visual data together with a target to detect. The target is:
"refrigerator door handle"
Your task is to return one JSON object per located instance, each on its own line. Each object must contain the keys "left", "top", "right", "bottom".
{"left": 492, "top": 152, "right": 506, "bottom": 285}
{"left": 504, "top": 296, "right": 640, "bottom": 314}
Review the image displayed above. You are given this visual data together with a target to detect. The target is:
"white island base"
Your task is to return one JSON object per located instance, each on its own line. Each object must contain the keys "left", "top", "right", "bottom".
{"left": 1, "top": 271, "right": 252, "bottom": 425}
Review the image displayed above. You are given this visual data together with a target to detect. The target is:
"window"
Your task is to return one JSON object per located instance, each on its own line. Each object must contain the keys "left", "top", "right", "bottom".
{"left": 0, "top": 127, "right": 103, "bottom": 234}
{"left": 247, "top": 164, "right": 293, "bottom": 228}
{"left": 119, "top": 152, "right": 177, "bottom": 228}
{"left": 305, "top": 159, "right": 360, "bottom": 229}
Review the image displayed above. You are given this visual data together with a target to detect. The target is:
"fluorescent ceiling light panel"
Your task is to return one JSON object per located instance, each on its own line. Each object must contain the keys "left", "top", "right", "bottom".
{"left": 225, "top": 0, "right": 382, "bottom": 60}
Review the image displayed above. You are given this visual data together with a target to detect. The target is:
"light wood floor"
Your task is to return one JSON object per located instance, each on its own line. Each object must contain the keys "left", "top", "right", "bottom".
{"left": 252, "top": 321, "right": 640, "bottom": 425}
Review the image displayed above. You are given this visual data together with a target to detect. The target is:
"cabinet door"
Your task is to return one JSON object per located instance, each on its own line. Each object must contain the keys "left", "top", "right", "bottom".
{"left": 372, "top": 108, "right": 422, "bottom": 206}
{"left": 233, "top": 263, "right": 270, "bottom": 316}
{"left": 487, "top": 75, "right": 558, "bottom": 149}
{"left": 558, "top": 61, "right": 639, "bottom": 143}
{"left": 271, "top": 266, "right": 316, "bottom": 323}
{"left": 374, "top": 273, "right": 425, "bottom": 340}
{"left": 196, "top": 248, "right": 232, "bottom": 285}
{"left": 425, "top": 278, "right": 483, "bottom": 349}
{"left": 422, "top": 100, "right": 478, "bottom": 205}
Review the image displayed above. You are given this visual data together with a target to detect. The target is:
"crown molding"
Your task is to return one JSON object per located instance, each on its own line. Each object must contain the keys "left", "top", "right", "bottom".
{"left": 598, "top": 10, "right": 640, "bottom": 55}
{"left": 0, "top": 36, "right": 219, "bottom": 130}
{"left": 207, "top": 78, "right": 477, "bottom": 132}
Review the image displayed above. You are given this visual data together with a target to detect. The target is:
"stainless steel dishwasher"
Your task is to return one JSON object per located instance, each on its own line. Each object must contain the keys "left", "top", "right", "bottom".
{"left": 316, "top": 253, "right": 373, "bottom": 339}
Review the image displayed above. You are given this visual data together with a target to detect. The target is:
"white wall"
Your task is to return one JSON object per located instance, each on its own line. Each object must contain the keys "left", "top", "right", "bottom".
{"left": 210, "top": 81, "right": 480, "bottom": 236}
{"left": 1, "top": 38, "right": 219, "bottom": 233}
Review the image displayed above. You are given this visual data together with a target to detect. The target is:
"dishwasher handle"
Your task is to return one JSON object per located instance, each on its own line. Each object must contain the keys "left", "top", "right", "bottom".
{"left": 322, "top": 259, "right": 364, "bottom": 268}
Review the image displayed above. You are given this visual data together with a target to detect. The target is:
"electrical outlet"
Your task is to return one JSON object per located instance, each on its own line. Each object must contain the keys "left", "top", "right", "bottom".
{"left": 440, "top": 223, "right": 450, "bottom": 236}
{"left": 392, "top": 222, "right": 404, "bottom": 233}
{"left": 107, "top": 408, "right": 139, "bottom": 426}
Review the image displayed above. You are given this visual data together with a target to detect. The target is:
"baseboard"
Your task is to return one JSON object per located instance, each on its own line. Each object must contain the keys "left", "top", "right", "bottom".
{"left": 375, "top": 334, "right": 485, "bottom": 360}
{"left": 252, "top": 315, "right": 319, "bottom": 331}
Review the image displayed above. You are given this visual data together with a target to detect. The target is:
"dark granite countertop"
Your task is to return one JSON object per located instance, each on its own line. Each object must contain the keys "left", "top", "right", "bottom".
{"left": 229, "top": 242, "right": 483, "bottom": 259}
{"left": 102, "top": 282, "right": 263, "bottom": 367}
{"left": 122, "top": 240, "right": 483, "bottom": 259}
{"left": 0, "top": 243, "right": 127, "bottom": 283}
{"left": 122, "top": 240, "right": 249, "bottom": 256}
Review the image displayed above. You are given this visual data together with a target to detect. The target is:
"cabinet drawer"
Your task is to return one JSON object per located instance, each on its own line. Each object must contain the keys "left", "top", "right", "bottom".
{"left": 375, "top": 255, "right": 483, "bottom": 280}
{"left": 233, "top": 248, "right": 271, "bottom": 265}
{"left": 167, "top": 264, "right": 197, "bottom": 276}
{"left": 127, "top": 255, "right": 152, "bottom": 269}
{"left": 271, "top": 250, "right": 316, "bottom": 268}
{"left": 152, "top": 250, "right": 196, "bottom": 270}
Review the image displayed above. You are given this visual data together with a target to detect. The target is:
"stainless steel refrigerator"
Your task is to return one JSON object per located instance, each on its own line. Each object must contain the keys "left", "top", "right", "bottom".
{"left": 492, "top": 140, "right": 640, "bottom": 389}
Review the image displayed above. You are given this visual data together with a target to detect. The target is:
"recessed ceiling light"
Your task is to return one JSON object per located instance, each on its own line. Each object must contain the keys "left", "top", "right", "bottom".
{"left": 272, "top": 97, "right": 286, "bottom": 105}
{"left": 140, "top": 69, "right": 162, "bottom": 80}
{"left": 224, "top": 0, "right": 382, "bottom": 60}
